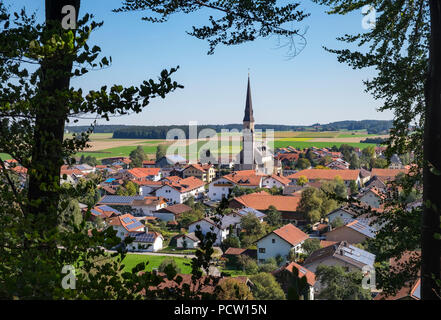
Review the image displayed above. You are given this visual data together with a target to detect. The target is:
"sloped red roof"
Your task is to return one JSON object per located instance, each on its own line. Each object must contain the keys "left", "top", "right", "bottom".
{"left": 287, "top": 169, "right": 360, "bottom": 181}
{"left": 271, "top": 223, "right": 309, "bottom": 246}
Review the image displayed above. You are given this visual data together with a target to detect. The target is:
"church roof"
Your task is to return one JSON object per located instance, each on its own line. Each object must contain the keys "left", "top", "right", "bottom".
{"left": 243, "top": 75, "right": 254, "bottom": 122}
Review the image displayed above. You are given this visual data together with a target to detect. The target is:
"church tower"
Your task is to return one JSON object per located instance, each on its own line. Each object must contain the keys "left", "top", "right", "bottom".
{"left": 240, "top": 75, "right": 255, "bottom": 169}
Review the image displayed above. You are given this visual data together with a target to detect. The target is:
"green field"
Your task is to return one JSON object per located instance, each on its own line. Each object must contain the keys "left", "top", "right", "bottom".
{"left": 274, "top": 140, "right": 377, "bottom": 150}
{"left": 121, "top": 254, "right": 193, "bottom": 273}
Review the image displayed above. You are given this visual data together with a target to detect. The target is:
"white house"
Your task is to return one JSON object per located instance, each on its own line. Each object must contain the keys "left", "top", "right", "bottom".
{"left": 127, "top": 231, "right": 164, "bottom": 252}
{"left": 326, "top": 206, "right": 359, "bottom": 224}
{"left": 176, "top": 232, "right": 200, "bottom": 249}
{"left": 153, "top": 203, "right": 193, "bottom": 222}
{"left": 155, "top": 176, "right": 205, "bottom": 204}
{"left": 126, "top": 168, "right": 162, "bottom": 182}
{"left": 188, "top": 217, "right": 230, "bottom": 245}
{"left": 256, "top": 223, "right": 309, "bottom": 264}
{"left": 262, "top": 174, "right": 291, "bottom": 189}
{"left": 358, "top": 187, "right": 384, "bottom": 208}
{"left": 108, "top": 214, "right": 146, "bottom": 240}
{"left": 207, "top": 171, "right": 263, "bottom": 201}
{"left": 131, "top": 196, "right": 168, "bottom": 216}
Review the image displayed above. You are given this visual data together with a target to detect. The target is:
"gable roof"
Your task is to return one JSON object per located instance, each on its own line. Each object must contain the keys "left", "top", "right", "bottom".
{"left": 184, "top": 163, "right": 213, "bottom": 173}
{"left": 157, "top": 203, "right": 192, "bottom": 215}
{"left": 259, "top": 223, "right": 308, "bottom": 246}
{"left": 371, "top": 168, "right": 408, "bottom": 180}
{"left": 232, "top": 191, "right": 301, "bottom": 212}
{"left": 304, "top": 241, "right": 375, "bottom": 269}
{"left": 108, "top": 214, "right": 145, "bottom": 232}
{"left": 222, "top": 172, "right": 262, "bottom": 187}
{"left": 127, "top": 167, "right": 161, "bottom": 178}
{"left": 273, "top": 262, "right": 316, "bottom": 286}
{"left": 287, "top": 169, "right": 360, "bottom": 181}
{"left": 161, "top": 176, "right": 205, "bottom": 193}
{"left": 264, "top": 174, "right": 291, "bottom": 186}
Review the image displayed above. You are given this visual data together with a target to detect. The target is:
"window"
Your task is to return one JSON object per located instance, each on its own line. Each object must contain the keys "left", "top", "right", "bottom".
{"left": 272, "top": 239, "right": 275, "bottom": 244}
{"left": 259, "top": 248, "right": 266, "bottom": 253}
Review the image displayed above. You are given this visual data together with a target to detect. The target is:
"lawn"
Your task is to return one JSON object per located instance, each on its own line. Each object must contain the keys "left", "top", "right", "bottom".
{"left": 0, "top": 153, "right": 12, "bottom": 160}
{"left": 274, "top": 140, "right": 377, "bottom": 150}
{"left": 121, "top": 254, "right": 193, "bottom": 273}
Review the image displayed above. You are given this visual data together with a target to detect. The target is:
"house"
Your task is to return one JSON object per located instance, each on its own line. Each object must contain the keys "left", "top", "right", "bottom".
{"left": 256, "top": 223, "right": 309, "bottom": 264}
{"left": 364, "top": 175, "right": 387, "bottom": 190}
{"left": 182, "top": 163, "right": 216, "bottom": 183}
{"left": 236, "top": 207, "right": 266, "bottom": 223}
{"left": 357, "top": 187, "right": 385, "bottom": 208}
{"left": 389, "top": 154, "right": 404, "bottom": 169}
{"left": 89, "top": 205, "right": 121, "bottom": 221}
{"left": 303, "top": 241, "right": 376, "bottom": 275}
{"left": 101, "top": 157, "right": 131, "bottom": 169}
{"left": 131, "top": 196, "right": 168, "bottom": 216}
{"left": 187, "top": 217, "right": 231, "bottom": 245}
{"left": 373, "top": 251, "right": 422, "bottom": 300}
{"left": 142, "top": 160, "right": 157, "bottom": 168}
{"left": 272, "top": 261, "right": 316, "bottom": 300}
{"left": 359, "top": 168, "right": 371, "bottom": 185}
{"left": 229, "top": 191, "right": 304, "bottom": 224}
{"left": 135, "top": 180, "right": 164, "bottom": 196}
{"left": 155, "top": 176, "right": 205, "bottom": 204}
{"left": 223, "top": 247, "right": 257, "bottom": 260}
{"left": 324, "top": 218, "right": 377, "bottom": 244}
{"left": 107, "top": 213, "right": 146, "bottom": 240}
{"left": 176, "top": 232, "right": 200, "bottom": 248}
{"left": 207, "top": 170, "right": 263, "bottom": 201}
{"left": 327, "top": 205, "right": 361, "bottom": 224}
{"left": 154, "top": 203, "right": 193, "bottom": 222}
{"left": 262, "top": 174, "right": 291, "bottom": 189}
{"left": 126, "top": 167, "right": 162, "bottom": 181}
{"left": 156, "top": 155, "right": 187, "bottom": 168}
{"left": 371, "top": 168, "right": 408, "bottom": 182}
{"left": 127, "top": 231, "right": 164, "bottom": 252}
{"left": 287, "top": 169, "right": 361, "bottom": 187}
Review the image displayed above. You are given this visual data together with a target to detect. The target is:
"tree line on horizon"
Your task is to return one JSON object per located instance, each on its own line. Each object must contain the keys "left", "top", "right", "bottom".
{"left": 65, "top": 120, "right": 393, "bottom": 139}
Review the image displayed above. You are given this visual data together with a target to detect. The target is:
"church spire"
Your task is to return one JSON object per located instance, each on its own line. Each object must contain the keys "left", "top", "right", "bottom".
{"left": 243, "top": 74, "right": 254, "bottom": 123}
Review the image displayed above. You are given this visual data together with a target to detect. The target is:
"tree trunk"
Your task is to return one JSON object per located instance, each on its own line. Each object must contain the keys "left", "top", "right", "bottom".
{"left": 26, "top": 0, "right": 80, "bottom": 234}
{"left": 422, "top": 0, "right": 441, "bottom": 300}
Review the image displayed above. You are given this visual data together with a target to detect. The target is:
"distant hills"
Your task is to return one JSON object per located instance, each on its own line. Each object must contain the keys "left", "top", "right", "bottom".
{"left": 65, "top": 120, "right": 393, "bottom": 139}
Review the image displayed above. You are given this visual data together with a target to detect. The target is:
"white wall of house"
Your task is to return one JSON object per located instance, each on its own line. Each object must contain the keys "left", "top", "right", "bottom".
{"left": 153, "top": 212, "right": 176, "bottom": 222}
{"left": 208, "top": 178, "right": 232, "bottom": 201}
{"left": 257, "top": 233, "right": 304, "bottom": 264}
{"left": 139, "top": 185, "right": 161, "bottom": 196}
{"left": 132, "top": 203, "right": 167, "bottom": 216}
{"left": 327, "top": 209, "right": 354, "bottom": 224}
{"left": 155, "top": 186, "right": 183, "bottom": 204}
{"left": 188, "top": 220, "right": 228, "bottom": 245}
{"left": 262, "top": 177, "right": 285, "bottom": 189}
{"left": 176, "top": 237, "right": 199, "bottom": 248}
{"left": 127, "top": 236, "right": 163, "bottom": 252}
{"left": 359, "top": 192, "right": 381, "bottom": 208}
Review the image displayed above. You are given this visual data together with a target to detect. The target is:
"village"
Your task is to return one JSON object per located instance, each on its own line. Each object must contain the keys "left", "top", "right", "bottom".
{"left": 3, "top": 77, "right": 420, "bottom": 300}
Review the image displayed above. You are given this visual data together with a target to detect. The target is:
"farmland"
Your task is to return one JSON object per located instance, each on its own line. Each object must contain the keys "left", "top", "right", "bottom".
{"left": 0, "top": 130, "right": 387, "bottom": 163}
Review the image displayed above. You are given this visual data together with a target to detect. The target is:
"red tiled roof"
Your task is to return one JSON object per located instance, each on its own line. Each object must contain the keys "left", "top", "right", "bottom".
{"left": 266, "top": 174, "right": 291, "bottom": 186}
{"left": 371, "top": 168, "right": 409, "bottom": 180}
{"left": 224, "top": 247, "right": 247, "bottom": 255}
{"left": 287, "top": 169, "right": 360, "bottom": 181}
{"left": 320, "top": 240, "right": 337, "bottom": 248}
{"left": 108, "top": 214, "right": 145, "bottom": 232}
{"left": 271, "top": 223, "right": 308, "bottom": 246}
{"left": 274, "top": 262, "right": 316, "bottom": 286}
{"left": 128, "top": 168, "right": 161, "bottom": 178}
{"left": 233, "top": 191, "right": 301, "bottom": 212}
{"left": 163, "top": 176, "right": 205, "bottom": 193}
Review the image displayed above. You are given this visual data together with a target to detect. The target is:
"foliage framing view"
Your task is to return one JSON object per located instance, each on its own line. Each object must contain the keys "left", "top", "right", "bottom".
{"left": 0, "top": 0, "right": 309, "bottom": 299}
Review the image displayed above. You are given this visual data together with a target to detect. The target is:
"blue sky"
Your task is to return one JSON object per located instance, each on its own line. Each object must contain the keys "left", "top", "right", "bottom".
{"left": 11, "top": 1, "right": 392, "bottom": 126}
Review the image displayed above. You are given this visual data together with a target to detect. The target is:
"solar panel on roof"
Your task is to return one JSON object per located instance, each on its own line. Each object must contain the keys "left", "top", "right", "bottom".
{"left": 126, "top": 221, "right": 143, "bottom": 230}
{"left": 91, "top": 209, "right": 101, "bottom": 216}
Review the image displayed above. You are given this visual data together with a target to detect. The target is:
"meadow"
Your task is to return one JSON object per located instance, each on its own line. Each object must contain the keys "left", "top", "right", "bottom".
{"left": 1, "top": 130, "right": 385, "bottom": 163}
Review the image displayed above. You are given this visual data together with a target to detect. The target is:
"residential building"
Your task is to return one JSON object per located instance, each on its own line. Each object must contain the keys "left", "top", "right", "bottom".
{"left": 126, "top": 167, "right": 162, "bottom": 181}
{"left": 287, "top": 169, "right": 361, "bottom": 187}
{"left": 187, "top": 216, "right": 234, "bottom": 245}
{"left": 107, "top": 213, "right": 146, "bottom": 240}
{"left": 207, "top": 170, "right": 263, "bottom": 201}
{"left": 256, "top": 223, "right": 309, "bottom": 263}
{"left": 324, "top": 218, "right": 377, "bottom": 244}
{"left": 154, "top": 203, "right": 193, "bottom": 222}
{"left": 262, "top": 174, "right": 291, "bottom": 189}
{"left": 127, "top": 231, "right": 164, "bottom": 252}
{"left": 272, "top": 262, "right": 316, "bottom": 300}
{"left": 229, "top": 191, "right": 304, "bottom": 224}
{"left": 182, "top": 163, "right": 216, "bottom": 183}
{"left": 176, "top": 232, "right": 200, "bottom": 248}
{"left": 154, "top": 176, "right": 205, "bottom": 204}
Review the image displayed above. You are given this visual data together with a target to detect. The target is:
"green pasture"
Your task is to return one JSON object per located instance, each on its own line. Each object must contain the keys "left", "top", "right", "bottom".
{"left": 274, "top": 140, "right": 378, "bottom": 150}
